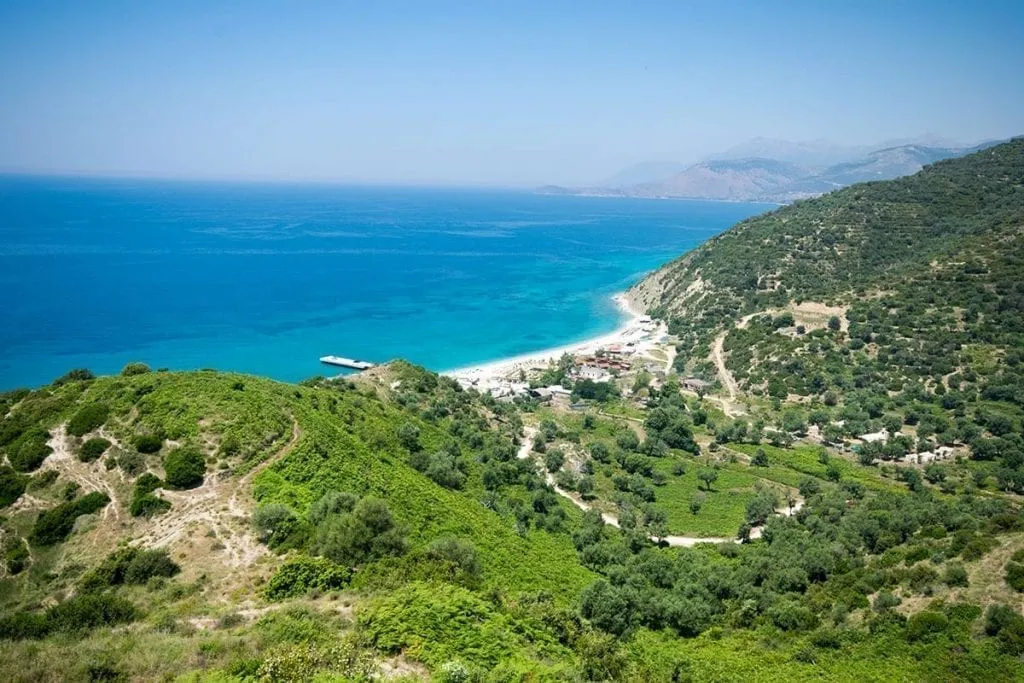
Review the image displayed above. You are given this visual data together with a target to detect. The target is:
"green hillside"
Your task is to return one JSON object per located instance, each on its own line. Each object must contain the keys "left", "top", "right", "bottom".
{"left": 1, "top": 142, "right": 1024, "bottom": 680}
{"left": 634, "top": 139, "right": 1024, "bottom": 489}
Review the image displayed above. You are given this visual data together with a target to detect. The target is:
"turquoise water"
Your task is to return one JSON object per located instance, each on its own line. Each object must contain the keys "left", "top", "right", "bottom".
{"left": 0, "top": 177, "right": 768, "bottom": 389}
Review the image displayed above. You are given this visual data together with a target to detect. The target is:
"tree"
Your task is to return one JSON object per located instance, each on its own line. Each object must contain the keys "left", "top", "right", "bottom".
{"left": 544, "top": 448, "right": 565, "bottom": 473}
{"left": 120, "top": 362, "right": 151, "bottom": 376}
{"left": 690, "top": 492, "right": 705, "bottom": 515}
{"left": 828, "top": 316, "right": 842, "bottom": 332}
{"left": 314, "top": 497, "right": 407, "bottom": 565}
{"left": 745, "top": 492, "right": 777, "bottom": 525}
{"left": 397, "top": 422, "right": 420, "bottom": 452}
{"left": 752, "top": 448, "right": 769, "bottom": 467}
{"left": 163, "top": 446, "right": 205, "bottom": 489}
{"left": 825, "top": 463, "right": 842, "bottom": 482}
{"left": 798, "top": 477, "right": 820, "bottom": 499}
{"left": 697, "top": 468, "right": 718, "bottom": 491}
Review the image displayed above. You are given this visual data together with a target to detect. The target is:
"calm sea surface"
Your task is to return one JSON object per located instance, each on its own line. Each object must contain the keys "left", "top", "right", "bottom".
{"left": 0, "top": 177, "right": 768, "bottom": 389}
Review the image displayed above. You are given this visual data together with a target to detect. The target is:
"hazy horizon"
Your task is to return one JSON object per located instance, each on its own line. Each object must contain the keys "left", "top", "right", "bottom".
{"left": 2, "top": 1, "right": 1022, "bottom": 186}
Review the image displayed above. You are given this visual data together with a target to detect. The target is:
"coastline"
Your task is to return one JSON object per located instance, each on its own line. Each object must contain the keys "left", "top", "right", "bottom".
{"left": 444, "top": 291, "right": 650, "bottom": 383}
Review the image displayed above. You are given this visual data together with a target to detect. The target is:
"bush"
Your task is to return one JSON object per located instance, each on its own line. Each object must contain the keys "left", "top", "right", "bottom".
{"left": 78, "top": 437, "right": 111, "bottom": 463}
{"left": 426, "top": 536, "right": 482, "bottom": 581}
{"left": 265, "top": 556, "right": 352, "bottom": 600}
{"left": 0, "top": 465, "right": 27, "bottom": 507}
{"left": 424, "top": 452, "right": 467, "bottom": 490}
{"left": 906, "top": 611, "right": 948, "bottom": 641}
{"left": 254, "top": 504, "right": 305, "bottom": 549}
{"left": 308, "top": 491, "right": 358, "bottom": 526}
{"left": 52, "top": 368, "right": 94, "bottom": 386}
{"left": 1005, "top": 561, "right": 1024, "bottom": 592}
{"left": 3, "top": 535, "right": 30, "bottom": 574}
{"left": 163, "top": 446, "right": 205, "bottom": 489}
{"left": 9, "top": 431, "right": 52, "bottom": 472}
{"left": 544, "top": 449, "right": 565, "bottom": 473}
{"left": 769, "top": 601, "right": 819, "bottom": 631}
{"left": 0, "top": 593, "right": 137, "bottom": 640}
{"left": 313, "top": 497, "right": 408, "bottom": 565}
{"left": 130, "top": 493, "right": 171, "bottom": 518}
{"left": 943, "top": 563, "right": 969, "bottom": 587}
{"left": 80, "top": 547, "right": 180, "bottom": 591}
{"left": 985, "top": 604, "right": 1024, "bottom": 654}
{"left": 133, "top": 434, "right": 164, "bottom": 454}
{"left": 26, "top": 469, "right": 58, "bottom": 491}
{"left": 120, "top": 362, "right": 151, "bottom": 376}
{"left": 67, "top": 403, "right": 110, "bottom": 437}
{"left": 30, "top": 492, "right": 110, "bottom": 546}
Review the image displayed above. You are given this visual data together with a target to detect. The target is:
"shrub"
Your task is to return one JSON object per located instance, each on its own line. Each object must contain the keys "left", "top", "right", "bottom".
{"left": 133, "top": 434, "right": 164, "bottom": 454}
{"left": 30, "top": 491, "right": 110, "bottom": 546}
{"left": 120, "top": 362, "right": 151, "bottom": 376}
{"left": 26, "top": 469, "right": 57, "bottom": 491}
{"left": 67, "top": 403, "right": 109, "bottom": 437}
{"left": 127, "top": 473, "right": 169, "bottom": 520}
{"left": 544, "top": 449, "right": 565, "bottom": 473}
{"left": 313, "top": 497, "right": 408, "bottom": 565}
{"left": 943, "top": 563, "right": 969, "bottom": 587}
{"left": 397, "top": 422, "right": 421, "bottom": 452}
{"left": 265, "top": 556, "right": 352, "bottom": 600}
{"left": 2, "top": 535, "right": 30, "bottom": 574}
{"left": 1005, "top": 561, "right": 1024, "bottom": 592}
{"left": 905, "top": 611, "right": 948, "bottom": 641}
{"left": 768, "top": 601, "right": 819, "bottom": 632}
{"left": 9, "top": 431, "right": 52, "bottom": 472}
{"left": 130, "top": 493, "right": 171, "bottom": 518}
{"left": 425, "top": 452, "right": 467, "bottom": 490}
{"left": 52, "top": 368, "right": 94, "bottom": 386}
{"left": 308, "top": 491, "right": 358, "bottom": 526}
{"left": 873, "top": 591, "right": 901, "bottom": 612}
{"left": 256, "top": 641, "right": 375, "bottom": 681}
{"left": 426, "top": 536, "right": 482, "bottom": 581}
{"left": 78, "top": 437, "right": 111, "bottom": 463}
{"left": 254, "top": 504, "right": 305, "bottom": 549}
{"left": 985, "top": 604, "right": 1024, "bottom": 654}
{"left": 0, "top": 465, "right": 27, "bottom": 507}
{"left": 0, "top": 593, "right": 137, "bottom": 640}
{"left": 80, "top": 547, "right": 180, "bottom": 591}
{"left": 47, "top": 593, "right": 137, "bottom": 633}
{"left": 960, "top": 535, "right": 999, "bottom": 561}
{"left": 163, "top": 446, "right": 205, "bottom": 489}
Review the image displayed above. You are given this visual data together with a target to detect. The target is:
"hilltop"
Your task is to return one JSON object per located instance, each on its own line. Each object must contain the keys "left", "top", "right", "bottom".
{"left": 540, "top": 140, "right": 1000, "bottom": 203}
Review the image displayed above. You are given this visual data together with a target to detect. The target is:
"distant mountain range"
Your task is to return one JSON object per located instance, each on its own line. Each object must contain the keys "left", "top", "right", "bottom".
{"left": 540, "top": 137, "right": 1003, "bottom": 203}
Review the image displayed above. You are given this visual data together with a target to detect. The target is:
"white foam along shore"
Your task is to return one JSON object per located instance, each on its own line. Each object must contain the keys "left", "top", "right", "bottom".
{"left": 444, "top": 292, "right": 651, "bottom": 384}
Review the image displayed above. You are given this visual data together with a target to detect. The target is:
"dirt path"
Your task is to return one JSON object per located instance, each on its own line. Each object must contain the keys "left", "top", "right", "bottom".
{"left": 519, "top": 427, "right": 735, "bottom": 546}
{"left": 518, "top": 427, "right": 804, "bottom": 547}
{"left": 711, "top": 332, "right": 739, "bottom": 403}
{"left": 45, "top": 425, "right": 122, "bottom": 522}
{"left": 140, "top": 417, "right": 302, "bottom": 568}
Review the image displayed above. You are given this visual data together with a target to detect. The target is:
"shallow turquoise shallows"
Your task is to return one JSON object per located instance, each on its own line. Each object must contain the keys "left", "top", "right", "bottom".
{"left": 0, "top": 177, "right": 769, "bottom": 389}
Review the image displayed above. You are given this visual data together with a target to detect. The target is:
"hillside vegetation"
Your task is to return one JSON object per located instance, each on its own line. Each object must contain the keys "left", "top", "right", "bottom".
{"left": 1, "top": 141, "right": 1023, "bottom": 680}
{"left": 633, "top": 139, "right": 1024, "bottom": 489}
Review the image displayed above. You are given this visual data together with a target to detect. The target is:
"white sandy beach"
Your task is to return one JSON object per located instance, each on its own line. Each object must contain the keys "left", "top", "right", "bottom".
{"left": 445, "top": 292, "right": 657, "bottom": 384}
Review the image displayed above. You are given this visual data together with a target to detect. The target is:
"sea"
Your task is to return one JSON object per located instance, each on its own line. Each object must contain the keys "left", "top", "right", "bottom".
{"left": 0, "top": 176, "right": 769, "bottom": 390}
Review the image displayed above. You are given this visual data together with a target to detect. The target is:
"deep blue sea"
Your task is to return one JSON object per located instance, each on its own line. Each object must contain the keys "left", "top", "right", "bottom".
{"left": 0, "top": 176, "right": 768, "bottom": 389}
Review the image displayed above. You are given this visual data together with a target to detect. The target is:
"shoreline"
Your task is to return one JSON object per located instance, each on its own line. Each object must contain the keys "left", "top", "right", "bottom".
{"left": 444, "top": 291, "right": 650, "bottom": 383}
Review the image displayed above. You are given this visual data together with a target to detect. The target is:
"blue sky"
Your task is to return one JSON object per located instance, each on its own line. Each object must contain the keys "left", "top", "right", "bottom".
{"left": 0, "top": 1, "right": 1021, "bottom": 185}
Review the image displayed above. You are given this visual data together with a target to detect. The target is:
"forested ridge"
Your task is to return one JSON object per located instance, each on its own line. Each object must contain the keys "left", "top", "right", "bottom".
{"left": 636, "top": 138, "right": 1024, "bottom": 494}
